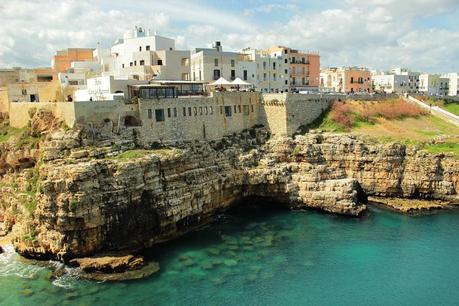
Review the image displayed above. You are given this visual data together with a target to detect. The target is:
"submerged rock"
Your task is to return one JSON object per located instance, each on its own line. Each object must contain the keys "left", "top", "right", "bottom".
{"left": 69, "top": 254, "right": 145, "bottom": 273}
{"left": 68, "top": 254, "right": 159, "bottom": 282}
{"left": 78, "top": 261, "right": 160, "bottom": 282}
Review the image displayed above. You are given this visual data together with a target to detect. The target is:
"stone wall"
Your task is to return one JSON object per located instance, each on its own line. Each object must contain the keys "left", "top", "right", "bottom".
{"left": 9, "top": 102, "right": 76, "bottom": 128}
{"left": 259, "top": 93, "right": 339, "bottom": 136}
{"left": 137, "top": 92, "right": 260, "bottom": 143}
{"left": 8, "top": 92, "right": 337, "bottom": 141}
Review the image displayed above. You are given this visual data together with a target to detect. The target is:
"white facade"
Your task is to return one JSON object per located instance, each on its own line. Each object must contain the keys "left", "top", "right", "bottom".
{"left": 371, "top": 68, "right": 419, "bottom": 94}
{"left": 109, "top": 27, "right": 190, "bottom": 81}
{"left": 191, "top": 42, "right": 242, "bottom": 83}
{"left": 58, "top": 61, "right": 102, "bottom": 89}
{"left": 190, "top": 43, "right": 290, "bottom": 92}
{"left": 74, "top": 76, "right": 147, "bottom": 101}
{"left": 442, "top": 73, "right": 459, "bottom": 96}
{"left": 419, "top": 74, "right": 449, "bottom": 96}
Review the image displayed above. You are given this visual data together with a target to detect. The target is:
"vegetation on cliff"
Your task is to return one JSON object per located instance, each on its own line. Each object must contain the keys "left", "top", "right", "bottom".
{"left": 313, "top": 99, "right": 459, "bottom": 157}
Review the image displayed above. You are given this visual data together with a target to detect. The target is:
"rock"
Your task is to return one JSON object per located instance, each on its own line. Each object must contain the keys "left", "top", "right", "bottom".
{"left": 69, "top": 254, "right": 146, "bottom": 273}
{"left": 1, "top": 127, "right": 457, "bottom": 262}
{"left": 78, "top": 261, "right": 160, "bottom": 282}
{"left": 223, "top": 259, "right": 238, "bottom": 267}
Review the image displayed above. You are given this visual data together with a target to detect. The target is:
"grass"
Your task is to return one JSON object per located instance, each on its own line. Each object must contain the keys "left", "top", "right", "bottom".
{"left": 314, "top": 99, "right": 459, "bottom": 157}
{"left": 108, "top": 148, "right": 180, "bottom": 161}
{"left": 422, "top": 143, "right": 459, "bottom": 156}
{"left": 419, "top": 96, "right": 459, "bottom": 116}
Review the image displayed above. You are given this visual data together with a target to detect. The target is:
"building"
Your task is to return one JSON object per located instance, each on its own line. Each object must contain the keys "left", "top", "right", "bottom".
{"left": 240, "top": 48, "right": 289, "bottom": 93}
{"left": 74, "top": 76, "right": 147, "bottom": 101}
{"left": 191, "top": 41, "right": 244, "bottom": 82}
{"left": 52, "top": 48, "right": 95, "bottom": 73}
{"left": 442, "top": 73, "right": 459, "bottom": 96}
{"left": 110, "top": 27, "right": 191, "bottom": 81}
{"left": 419, "top": 74, "right": 449, "bottom": 96}
{"left": 372, "top": 72, "right": 410, "bottom": 94}
{"left": 267, "top": 46, "right": 320, "bottom": 91}
{"left": 321, "top": 67, "right": 371, "bottom": 94}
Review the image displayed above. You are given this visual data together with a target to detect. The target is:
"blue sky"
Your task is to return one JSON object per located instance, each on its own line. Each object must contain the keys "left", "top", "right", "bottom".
{"left": 1, "top": 0, "right": 458, "bottom": 73}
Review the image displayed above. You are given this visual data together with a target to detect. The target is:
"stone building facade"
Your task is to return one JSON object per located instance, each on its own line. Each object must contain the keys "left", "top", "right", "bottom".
{"left": 9, "top": 92, "right": 342, "bottom": 142}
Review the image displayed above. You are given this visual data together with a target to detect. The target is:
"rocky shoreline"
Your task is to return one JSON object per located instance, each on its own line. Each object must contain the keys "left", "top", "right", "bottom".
{"left": 0, "top": 116, "right": 458, "bottom": 279}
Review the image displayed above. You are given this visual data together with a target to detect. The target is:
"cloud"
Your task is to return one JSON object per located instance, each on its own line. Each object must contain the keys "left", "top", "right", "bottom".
{"left": 0, "top": 0, "right": 458, "bottom": 73}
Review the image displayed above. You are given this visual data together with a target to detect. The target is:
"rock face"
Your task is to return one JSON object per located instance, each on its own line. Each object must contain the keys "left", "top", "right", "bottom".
{"left": 2, "top": 129, "right": 459, "bottom": 261}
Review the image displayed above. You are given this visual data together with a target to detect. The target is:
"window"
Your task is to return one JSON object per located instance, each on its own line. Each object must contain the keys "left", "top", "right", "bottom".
{"left": 122, "top": 64, "right": 125, "bottom": 68}
{"left": 157, "top": 60, "right": 163, "bottom": 65}
{"left": 139, "top": 46, "right": 142, "bottom": 51}
{"left": 302, "top": 77, "right": 305, "bottom": 85}
{"left": 243, "top": 70, "right": 248, "bottom": 81}
{"left": 284, "top": 59, "right": 288, "bottom": 63}
{"left": 251, "top": 105, "right": 254, "bottom": 112}
{"left": 167, "top": 108, "right": 171, "bottom": 117}
{"left": 146, "top": 45, "right": 150, "bottom": 51}
{"left": 209, "top": 106, "right": 213, "bottom": 115}
{"left": 350, "top": 77, "right": 354, "bottom": 84}
{"left": 263, "top": 73, "right": 267, "bottom": 81}
{"left": 188, "top": 107, "right": 192, "bottom": 116}
{"left": 148, "top": 109, "right": 152, "bottom": 119}
{"left": 224, "top": 106, "right": 232, "bottom": 117}
{"left": 243, "top": 105, "right": 249, "bottom": 115}
{"left": 231, "top": 70, "right": 236, "bottom": 80}
{"left": 273, "top": 73, "right": 276, "bottom": 81}
{"left": 130, "top": 62, "right": 133, "bottom": 67}
{"left": 214, "top": 59, "right": 218, "bottom": 66}
{"left": 173, "top": 108, "right": 177, "bottom": 117}
{"left": 213, "top": 69, "right": 220, "bottom": 80}
{"left": 199, "top": 107, "right": 203, "bottom": 115}
{"left": 263, "top": 62, "right": 267, "bottom": 69}
{"left": 205, "top": 106, "right": 208, "bottom": 115}
{"left": 285, "top": 80, "right": 288, "bottom": 85}
{"left": 273, "top": 62, "right": 276, "bottom": 70}
{"left": 285, "top": 69, "right": 288, "bottom": 74}
{"left": 193, "top": 107, "right": 197, "bottom": 116}
{"left": 238, "top": 105, "right": 242, "bottom": 113}
{"left": 233, "top": 105, "right": 237, "bottom": 113}
{"left": 302, "top": 57, "right": 305, "bottom": 63}
{"left": 155, "top": 109, "right": 165, "bottom": 122}
{"left": 140, "top": 60, "right": 145, "bottom": 66}
{"left": 183, "top": 107, "right": 186, "bottom": 116}
{"left": 231, "top": 59, "right": 235, "bottom": 67}
{"left": 284, "top": 49, "right": 288, "bottom": 54}
{"left": 220, "top": 106, "right": 223, "bottom": 115}
{"left": 134, "top": 61, "right": 137, "bottom": 66}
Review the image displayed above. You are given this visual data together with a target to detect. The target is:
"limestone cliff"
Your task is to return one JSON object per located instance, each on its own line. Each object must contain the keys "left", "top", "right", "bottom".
{"left": 1, "top": 125, "right": 458, "bottom": 261}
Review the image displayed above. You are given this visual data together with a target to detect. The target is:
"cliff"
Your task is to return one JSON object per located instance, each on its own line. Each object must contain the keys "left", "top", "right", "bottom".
{"left": 0, "top": 123, "right": 458, "bottom": 261}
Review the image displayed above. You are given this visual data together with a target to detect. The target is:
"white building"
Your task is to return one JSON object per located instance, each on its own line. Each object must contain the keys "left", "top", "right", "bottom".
{"left": 109, "top": 27, "right": 190, "bottom": 81}
{"left": 240, "top": 48, "right": 289, "bottom": 92}
{"left": 191, "top": 42, "right": 243, "bottom": 83}
{"left": 74, "top": 76, "right": 147, "bottom": 101}
{"left": 442, "top": 73, "right": 459, "bottom": 96}
{"left": 58, "top": 61, "right": 102, "bottom": 90}
{"left": 419, "top": 74, "right": 449, "bottom": 96}
{"left": 371, "top": 68, "right": 419, "bottom": 94}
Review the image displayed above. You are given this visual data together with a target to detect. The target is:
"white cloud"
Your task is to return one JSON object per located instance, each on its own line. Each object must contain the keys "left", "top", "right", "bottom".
{"left": 0, "top": 0, "right": 458, "bottom": 73}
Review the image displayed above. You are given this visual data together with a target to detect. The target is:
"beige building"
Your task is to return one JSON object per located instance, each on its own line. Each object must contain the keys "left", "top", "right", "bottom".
{"left": 320, "top": 67, "right": 371, "bottom": 93}
{"left": 191, "top": 42, "right": 245, "bottom": 82}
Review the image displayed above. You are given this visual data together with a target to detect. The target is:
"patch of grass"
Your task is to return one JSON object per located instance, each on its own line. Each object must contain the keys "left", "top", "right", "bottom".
{"left": 421, "top": 97, "right": 459, "bottom": 116}
{"left": 422, "top": 143, "right": 459, "bottom": 157}
{"left": 108, "top": 148, "right": 179, "bottom": 161}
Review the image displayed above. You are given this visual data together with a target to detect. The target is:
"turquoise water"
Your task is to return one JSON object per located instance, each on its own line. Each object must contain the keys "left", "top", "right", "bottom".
{"left": 2, "top": 201, "right": 459, "bottom": 306}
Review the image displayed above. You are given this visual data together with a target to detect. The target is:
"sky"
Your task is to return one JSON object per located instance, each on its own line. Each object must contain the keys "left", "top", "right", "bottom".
{"left": 1, "top": 0, "right": 458, "bottom": 73}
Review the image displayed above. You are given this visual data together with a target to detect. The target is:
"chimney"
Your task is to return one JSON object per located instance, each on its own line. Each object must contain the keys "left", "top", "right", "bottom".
{"left": 214, "top": 41, "right": 222, "bottom": 52}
